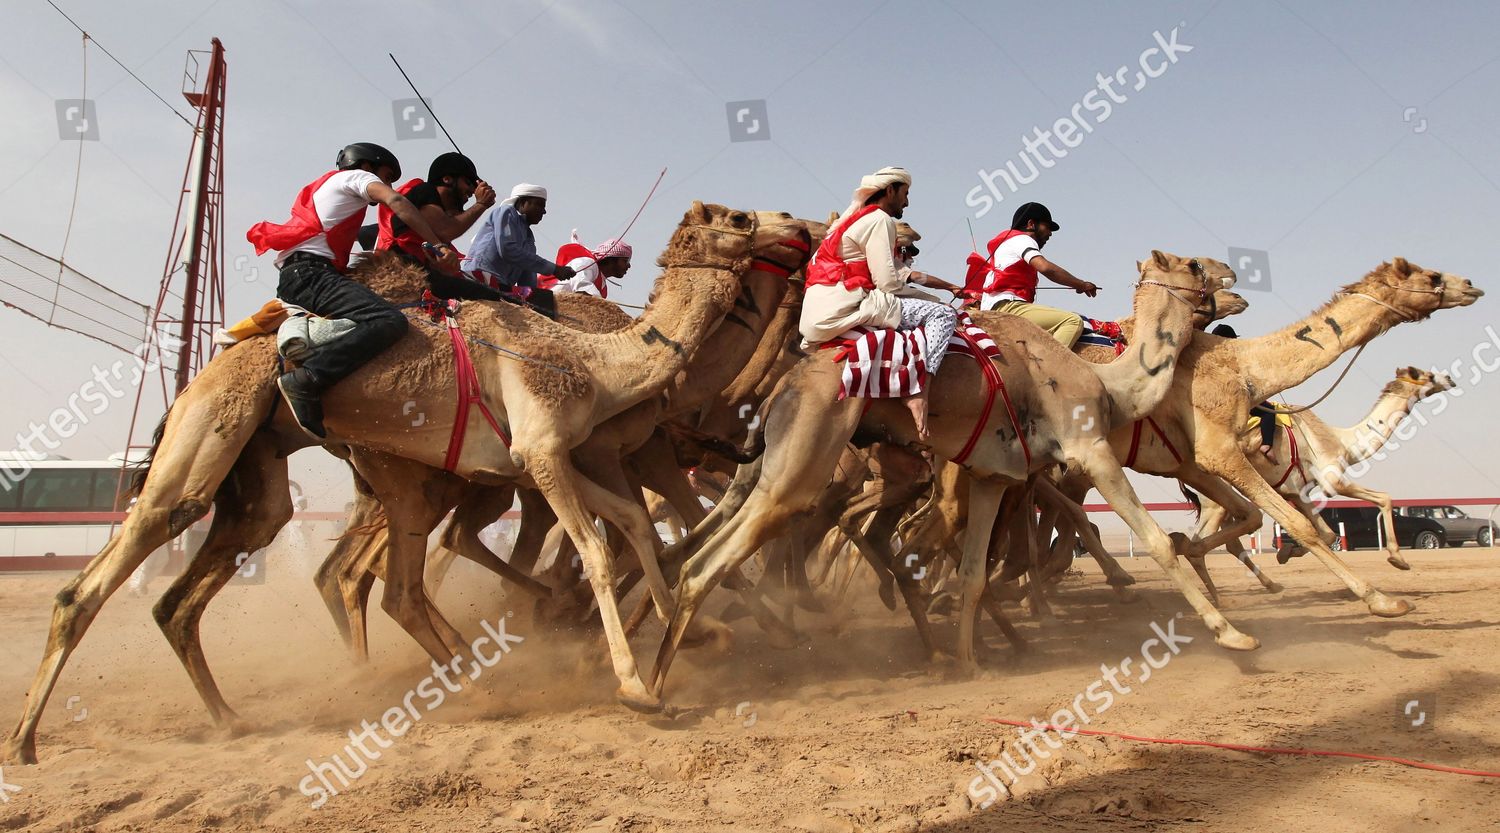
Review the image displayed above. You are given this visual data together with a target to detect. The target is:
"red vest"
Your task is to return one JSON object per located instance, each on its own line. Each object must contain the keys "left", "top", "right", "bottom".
{"left": 375, "top": 178, "right": 427, "bottom": 259}
{"left": 247, "top": 170, "right": 367, "bottom": 272}
{"left": 964, "top": 229, "right": 1040, "bottom": 302}
{"left": 805, "top": 205, "right": 885, "bottom": 292}
{"left": 539, "top": 242, "right": 607, "bottom": 297}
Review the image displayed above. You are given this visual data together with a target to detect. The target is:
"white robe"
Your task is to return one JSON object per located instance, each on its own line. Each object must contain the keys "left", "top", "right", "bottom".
{"left": 798, "top": 209, "right": 904, "bottom": 346}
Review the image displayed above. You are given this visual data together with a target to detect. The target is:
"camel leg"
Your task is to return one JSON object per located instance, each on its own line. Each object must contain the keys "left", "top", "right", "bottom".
{"left": 313, "top": 483, "right": 386, "bottom": 652}
{"left": 526, "top": 449, "right": 660, "bottom": 711}
{"left": 438, "top": 486, "right": 554, "bottom": 598}
{"left": 571, "top": 459, "right": 677, "bottom": 624}
{"left": 1080, "top": 448, "right": 1259, "bottom": 650}
{"left": 1178, "top": 467, "right": 1284, "bottom": 595}
{"left": 1329, "top": 481, "right": 1409, "bottom": 570}
{"left": 651, "top": 388, "right": 862, "bottom": 698}
{"left": 955, "top": 478, "right": 1008, "bottom": 674}
{"left": 424, "top": 538, "right": 458, "bottom": 599}
{"left": 352, "top": 451, "right": 468, "bottom": 663}
{"left": 845, "top": 507, "right": 944, "bottom": 659}
{"left": 5, "top": 381, "right": 274, "bottom": 763}
{"left": 154, "top": 431, "right": 293, "bottom": 727}
{"left": 1210, "top": 450, "right": 1410, "bottom": 617}
{"left": 1038, "top": 480, "right": 1135, "bottom": 590}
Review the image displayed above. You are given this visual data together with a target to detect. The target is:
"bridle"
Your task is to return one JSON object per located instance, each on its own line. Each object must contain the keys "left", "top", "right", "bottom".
{"left": 1135, "top": 274, "right": 1209, "bottom": 309}
{"left": 1340, "top": 282, "right": 1443, "bottom": 322}
{"left": 680, "top": 213, "right": 810, "bottom": 278}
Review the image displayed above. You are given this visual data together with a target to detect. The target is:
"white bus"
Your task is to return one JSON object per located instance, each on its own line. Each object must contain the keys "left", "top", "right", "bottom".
{"left": 0, "top": 454, "right": 186, "bottom": 572}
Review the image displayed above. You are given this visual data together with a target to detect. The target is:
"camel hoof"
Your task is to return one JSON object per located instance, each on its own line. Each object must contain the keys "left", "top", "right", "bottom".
{"left": 1366, "top": 593, "right": 1412, "bottom": 618}
{"left": 878, "top": 579, "right": 898, "bottom": 612}
{"left": 616, "top": 683, "right": 664, "bottom": 715}
{"left": 1263, "top": 581, "right": 1285, "bottom": 594}
{"left": 1387, "top": 554, "right": 1412, "bottom": 571}
{"left": 1112, "top": 586, "right": 1140, "bottom": 604}
{"left": 1105, "top": 572, "right": 1137, "bottom": 588}
{"left": 1, "top": 736, "right": 37, "bottom": 766}
{"left": 1214, "top": 629, "right": 1260, "bottom": 651}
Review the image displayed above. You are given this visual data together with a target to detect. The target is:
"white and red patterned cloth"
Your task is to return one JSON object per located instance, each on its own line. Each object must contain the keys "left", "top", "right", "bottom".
{"left": 825, "top": 312, "right": 1000, "bottom": 400}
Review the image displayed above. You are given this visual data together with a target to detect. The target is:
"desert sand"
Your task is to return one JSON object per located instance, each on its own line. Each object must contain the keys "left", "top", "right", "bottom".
{"left": 1, "top": 546, "right": 1496, "bottom": 832}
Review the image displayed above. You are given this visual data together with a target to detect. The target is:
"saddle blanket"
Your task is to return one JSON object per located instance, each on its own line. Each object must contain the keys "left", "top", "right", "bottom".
{"left": 1076, "top": 315, "right": 1125, "bottom": 351}
{"left": 830, "top": 312, "right": 1000, "bottom": 400}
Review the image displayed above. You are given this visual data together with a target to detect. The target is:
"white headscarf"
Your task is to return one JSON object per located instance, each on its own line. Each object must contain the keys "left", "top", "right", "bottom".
{"left": 835, "top": 166, "right": 911, "bottom": 225}
{"left": 502, "top": 182, "right": 548, "bottom": 206}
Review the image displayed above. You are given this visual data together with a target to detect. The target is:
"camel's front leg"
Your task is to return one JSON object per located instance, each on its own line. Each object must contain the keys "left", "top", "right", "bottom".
{"left": 1080, "top": 448, "right": 1259, "bottom": 650}
{"left": 1208, "top": 448, "right": 1410, "bottom": 617}
{"left": 955, "top": 479, "right": 1007, "bottom": 674}
{"left": 1328, "top": 480, "right": 1409, "bottom": 570}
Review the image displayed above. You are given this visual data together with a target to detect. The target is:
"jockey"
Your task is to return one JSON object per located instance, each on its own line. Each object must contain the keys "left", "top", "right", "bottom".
{"left": 893, "top": 223, "right": 965, "bottom": 301}
{"left": 966, "top": 202, "right": 1098, "bottom": 348}
{"left": 460, "top": 183, "right": 574, "bottom": 318}
{"left": 798, "top": 166, "right": 958, "bottom": 439}
{"left": 247, "top": 142, "right": 457, "bottom": 440}
{"left": 542, "top": 232, "right": 633, "bottom": 298}
{"left": 372, "top": 151, "right": 494, "bottom": 260}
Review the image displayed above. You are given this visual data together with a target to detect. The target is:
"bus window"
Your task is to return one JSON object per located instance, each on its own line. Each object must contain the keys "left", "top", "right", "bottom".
{"left": 93, "top": 469, "right": 131, "bottom": 512}
{"left": 19, "top": 469, "right": 98, "bottom": 512}
{"left": 0, "top": 476, "right": 19, "bottom": 510}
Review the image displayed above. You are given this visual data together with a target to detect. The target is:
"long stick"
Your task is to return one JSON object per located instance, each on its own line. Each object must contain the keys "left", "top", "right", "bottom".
{"left": 614, "top": 167, "right": 668, "bottom": 245}
{"left": 967, "top": 218, "right": 978, "bottom": 252}
{"left": 389, "top": 53, "right": 463, "bottom": 154}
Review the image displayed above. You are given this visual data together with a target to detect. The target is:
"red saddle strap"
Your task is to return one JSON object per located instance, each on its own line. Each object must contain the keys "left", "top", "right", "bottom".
{"left": 1272, "top": 421, "right": 1303, "bottom": 488}
{"left": 1124, "top": 417, "right": 1181, "bottom": 470}
{"left": 443, "top": 311, "right": 510, "bottom": 472}
{"left": 952, "top": 329, "right": 1029, "bottom": 467}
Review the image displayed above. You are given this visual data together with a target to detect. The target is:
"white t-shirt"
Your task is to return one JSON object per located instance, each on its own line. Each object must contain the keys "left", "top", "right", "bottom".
{"left": 979, "top": 232, "right": 1044, "bottom": 309}
{"left": 553, "top": 254, "right": 603, "bottom": 296}
{"left": 275, "top": 170, "right": 381, "bottom": 266}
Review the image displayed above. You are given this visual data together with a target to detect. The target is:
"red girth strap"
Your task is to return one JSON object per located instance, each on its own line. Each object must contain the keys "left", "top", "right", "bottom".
{"left": 952, "top": 329, "right": 1030, "bottom": 467}
{"left": 443, "top": 309, "right": 511, "bottom": 472}
{"left": 1272, "top": 421, "right": 1303, "bottom": 488}
{"left": 1124, "top": 417, "right": 1181, "bottom": 470}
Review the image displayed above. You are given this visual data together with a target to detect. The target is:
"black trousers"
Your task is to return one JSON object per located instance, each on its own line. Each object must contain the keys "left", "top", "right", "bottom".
{"left": 1251, "top": 402, "right": 1278, "bottom": 448}
{"left": 276, "top": 254, "right": 408, "bottom": 391}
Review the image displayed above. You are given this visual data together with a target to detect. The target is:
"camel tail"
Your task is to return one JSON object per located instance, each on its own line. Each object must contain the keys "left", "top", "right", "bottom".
{"left": 127, "top": 413, "right": 171, "bottom": 497}
{"left": 1180, "top": 482, "right": 1202, "bottom": 517}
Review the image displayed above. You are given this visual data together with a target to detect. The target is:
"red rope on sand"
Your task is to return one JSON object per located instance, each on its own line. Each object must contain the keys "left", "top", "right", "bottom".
{"left": 982, "top": 717, "right": 1500, "bottom": 779}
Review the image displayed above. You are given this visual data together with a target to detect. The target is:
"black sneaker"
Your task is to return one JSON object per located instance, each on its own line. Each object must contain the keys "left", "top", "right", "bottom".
{"left": 277, "top": 369, "right": 327, "bottom": 440}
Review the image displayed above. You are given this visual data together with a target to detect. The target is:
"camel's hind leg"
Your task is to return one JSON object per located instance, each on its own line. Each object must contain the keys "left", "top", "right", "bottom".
{"left": 153, "top": 430, "right": 294, "bottom": 727}
{"left": 4, "top": 362, "right": 278, "bottom": 763}
{"left": 313, "top": 478, "right": 387, "bottom": 657}
{"left": 1180, "top": 469, "right": 1283, "bottom": 594}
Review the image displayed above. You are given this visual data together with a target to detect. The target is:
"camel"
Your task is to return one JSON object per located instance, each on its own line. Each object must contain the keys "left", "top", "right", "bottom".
{"left": 1186, "top": 366, "right": 1456, "bottom": 598}
{"left": 649, "top": 250, "right": 1231, "bottom": 699}
{"left": 1045, "top": 259, "right": 1481, "bottom": 625}
{"left": 4, "top": 203, "right": 808, "bottom": 764}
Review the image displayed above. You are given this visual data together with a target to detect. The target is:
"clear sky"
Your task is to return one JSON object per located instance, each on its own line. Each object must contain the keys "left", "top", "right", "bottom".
{"left": 1, "top": 0, "right": 1497, "bottom": 513}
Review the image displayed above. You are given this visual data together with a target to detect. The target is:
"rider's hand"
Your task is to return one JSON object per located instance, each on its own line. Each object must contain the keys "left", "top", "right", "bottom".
{"left": 428, "top": 244, "right": 460, "bottom": 274}
{"left": 553, "top": 264, "right": 577, "bottom": 281}
{"left": 473, "top": 180, "right": 497, "bottom": 207}
{"left": 1076, "top": 281, "right": 1099, "bottom": 298}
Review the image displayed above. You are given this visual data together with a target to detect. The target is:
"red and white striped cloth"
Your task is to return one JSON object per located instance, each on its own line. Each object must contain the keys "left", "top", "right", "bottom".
{"left": 828, "top": 312, "right": 1000, "bottom": 400}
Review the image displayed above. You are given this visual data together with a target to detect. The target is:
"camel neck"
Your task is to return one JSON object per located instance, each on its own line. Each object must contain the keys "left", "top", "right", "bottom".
{"left": 585, "top": 264, "right": 744, "bottom": 416}
{"left": 1093, "top": 280, "right": 1200, "bottom": 424}
{"left": 1233, "top": 292, "right": 1412, "bottom": 402}
{"left": 1335, "top": 390, "right": 1419, "bottom": 466}
{"left": 660, "top": 268, "right": 789, "bottom": 417}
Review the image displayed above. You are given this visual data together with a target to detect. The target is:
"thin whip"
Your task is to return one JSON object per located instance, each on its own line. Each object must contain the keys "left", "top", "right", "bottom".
{"left": 389, "top": 53, "right": 463, "bottom": 154}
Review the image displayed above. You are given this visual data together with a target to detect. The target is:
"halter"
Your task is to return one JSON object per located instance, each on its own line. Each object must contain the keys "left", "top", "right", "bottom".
{"left": 1339, "top": 289, "right": 1433, "bottom": 322}
{"left": 751, "top": 234, "right": 811, "bottom": 278}
{"left": 1135, "top": 277, "right": 1208, "bottom": 309}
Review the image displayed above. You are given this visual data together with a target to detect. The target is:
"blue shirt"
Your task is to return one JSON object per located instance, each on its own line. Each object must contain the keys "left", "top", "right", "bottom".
{"left": 460, "top": 204, "right": 556, "bottom": 288}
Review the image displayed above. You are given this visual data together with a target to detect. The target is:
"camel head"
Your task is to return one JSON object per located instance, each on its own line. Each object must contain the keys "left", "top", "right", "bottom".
{"left": 1186, "top": 256, "right": 1246, "bottom": 328}
{"left": 1348, "top": 257, "right": 1484, "bottom": 320}
{"left": 1389, "top": 365, "right": 1456, "bottom": 401}
{"left": 659, "top": 202, "right": 810, "bottom": 275}
{"left": 1134, "top": 250, "right": 1216, "bottom": 321}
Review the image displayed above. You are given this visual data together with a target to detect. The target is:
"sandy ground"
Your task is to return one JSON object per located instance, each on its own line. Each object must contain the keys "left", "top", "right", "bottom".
{"left": 0, "top": 545, "right": 1496, "bottom": 832}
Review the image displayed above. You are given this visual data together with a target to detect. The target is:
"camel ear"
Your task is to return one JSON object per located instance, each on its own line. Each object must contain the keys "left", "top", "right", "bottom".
{"left": 826, "top": 210, "right": 840, "bottom": 225}
{"left": 1149, "top": 250, "right": 1173, "bottom": 271}
{"left": 1392, "top": 257, "right": 1412, "bottom": 277}
{"left": 685, "top": 201, "right": 709, "bottom": 224}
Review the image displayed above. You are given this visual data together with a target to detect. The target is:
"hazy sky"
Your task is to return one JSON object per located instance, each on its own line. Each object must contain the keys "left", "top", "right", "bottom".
{"left": 1, "top": 0, "right": 1497, "bottom": 513}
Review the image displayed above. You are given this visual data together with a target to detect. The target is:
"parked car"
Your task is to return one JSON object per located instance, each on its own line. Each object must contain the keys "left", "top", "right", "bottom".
{"left": 1396, "top": 505, "right": 1493, "bottom": 547}
{"left": 1315, "top": 506, "right": 1448, "bottom": 551}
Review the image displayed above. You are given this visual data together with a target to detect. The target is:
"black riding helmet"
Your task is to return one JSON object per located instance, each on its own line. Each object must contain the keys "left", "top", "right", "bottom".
{"left": 428, "top": 151, "right": 479, "bottom": 184}
{"left": 336, "top": 142, "right": 401, "bottom": 179}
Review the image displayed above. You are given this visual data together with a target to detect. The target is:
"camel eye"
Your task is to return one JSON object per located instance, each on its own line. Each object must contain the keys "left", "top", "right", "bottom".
{"left": 1428, "top": 273, "right": 1442, "bottom": 288}
{"left": 730, "top": 212, "right": 750, "bottom": 227}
